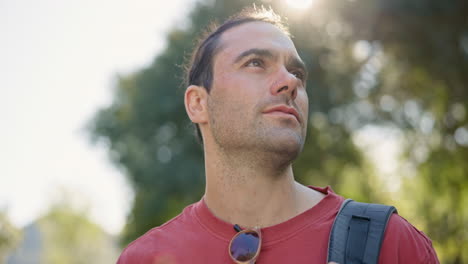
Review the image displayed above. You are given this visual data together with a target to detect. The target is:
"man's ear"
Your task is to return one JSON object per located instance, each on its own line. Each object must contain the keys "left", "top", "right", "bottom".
{"left": 184, "top": 85, "right": 209, "bottom": 124}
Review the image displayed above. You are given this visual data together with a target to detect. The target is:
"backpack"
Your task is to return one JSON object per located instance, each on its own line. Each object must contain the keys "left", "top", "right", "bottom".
{"left": 327, "top": 199, "right": 398, "bottom": 264}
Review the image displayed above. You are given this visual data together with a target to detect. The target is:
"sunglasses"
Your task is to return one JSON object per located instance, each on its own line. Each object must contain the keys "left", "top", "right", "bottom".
{"left": 228, "top": 224, "right": 262, "bottom": 264}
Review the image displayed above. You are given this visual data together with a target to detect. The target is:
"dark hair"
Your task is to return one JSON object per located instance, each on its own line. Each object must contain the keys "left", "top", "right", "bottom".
{"left": 185, "top": 7, "right": 290, "bottom": 144}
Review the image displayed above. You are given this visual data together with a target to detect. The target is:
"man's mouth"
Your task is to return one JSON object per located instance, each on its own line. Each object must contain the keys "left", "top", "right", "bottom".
{"left": 262, "top": 105, "right": 300, "bottom": 123}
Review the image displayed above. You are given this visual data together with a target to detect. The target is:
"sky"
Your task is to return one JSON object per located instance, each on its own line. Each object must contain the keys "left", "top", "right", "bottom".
{"left": 1, "top": 0, "right": 194, "bottom": 235}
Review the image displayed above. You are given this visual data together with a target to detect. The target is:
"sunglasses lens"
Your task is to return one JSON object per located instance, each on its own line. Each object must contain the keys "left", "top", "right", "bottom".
{"left": 230, "top": 231, "right": 260, "bottom": 261}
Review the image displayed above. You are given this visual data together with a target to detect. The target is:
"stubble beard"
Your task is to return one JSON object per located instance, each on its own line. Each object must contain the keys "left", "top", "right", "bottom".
{"left": 208, "top": 106, "right": 306, "bottom": 168}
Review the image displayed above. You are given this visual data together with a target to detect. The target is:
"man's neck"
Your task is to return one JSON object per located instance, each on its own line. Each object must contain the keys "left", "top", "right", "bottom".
{"left": 203, "top": 145, "right": 324, "bottom": 229}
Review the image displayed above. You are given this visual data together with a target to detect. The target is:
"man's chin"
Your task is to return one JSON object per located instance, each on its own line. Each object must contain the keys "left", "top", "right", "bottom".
{"left": 262, "top": 134, "right": 305, "bottom": 160}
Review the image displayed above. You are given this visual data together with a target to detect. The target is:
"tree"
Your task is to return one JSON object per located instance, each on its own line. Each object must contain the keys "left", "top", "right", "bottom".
{"left": 38, "top": 203, "right": 119, "bottom": 264}
{"left": 0, "top": 211, "right": 21, "bottom": 263}
{"left": 6, "top": 198, "right": 119, "bottom": 264}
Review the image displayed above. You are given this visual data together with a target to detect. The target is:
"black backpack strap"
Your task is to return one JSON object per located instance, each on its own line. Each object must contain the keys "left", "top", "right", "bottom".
{"left": 327, "top": 199, "right": 397, "bottom": 264}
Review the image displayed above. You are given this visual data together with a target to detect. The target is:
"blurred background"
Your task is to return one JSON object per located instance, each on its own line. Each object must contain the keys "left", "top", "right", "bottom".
{"left": 1, "top": 0, "right": 467, "bottom": 263}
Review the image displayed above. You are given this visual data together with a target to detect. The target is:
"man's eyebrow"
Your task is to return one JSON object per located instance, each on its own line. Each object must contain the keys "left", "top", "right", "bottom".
{"left": 288, "top": 56, "right": 308, "bottom": 76}
{"left": 233, "top": 48, "right": 277, "bottom": 64}
{"left": 233, "top": 48, "right": 308, "bottom": 79}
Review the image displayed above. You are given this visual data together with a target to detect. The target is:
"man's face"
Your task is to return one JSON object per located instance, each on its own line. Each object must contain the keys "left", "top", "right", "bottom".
{"left": 206, "top": 21, "right": 309, "bottom": 158}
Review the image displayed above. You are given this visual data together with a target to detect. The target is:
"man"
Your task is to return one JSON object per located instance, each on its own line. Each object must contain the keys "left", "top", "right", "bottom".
{"left": 117, "top": 7, "right": 439, "bottom": 264}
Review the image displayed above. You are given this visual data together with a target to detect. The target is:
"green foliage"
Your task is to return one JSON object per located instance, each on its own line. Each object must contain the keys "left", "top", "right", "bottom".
{"left": 89, "top": 0, "right": 468, "bottom": 262}
{"left": 0, "top": 211, "right": 21, "bottom": 262}
{"left": 38, "top": 201, "right": 119, "bottom": 264}
{"left": 401, "top": 145, "right": 468, "bottom": 263}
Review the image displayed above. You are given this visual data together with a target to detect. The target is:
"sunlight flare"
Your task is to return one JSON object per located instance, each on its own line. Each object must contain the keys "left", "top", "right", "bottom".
{"left": 285, "top": 0, "right": 316, "bottom": 9}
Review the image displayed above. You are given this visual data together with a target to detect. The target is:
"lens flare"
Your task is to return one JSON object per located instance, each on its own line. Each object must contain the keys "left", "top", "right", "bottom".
{"left": 285, "top": 0, "right": 316, "bottom": 9}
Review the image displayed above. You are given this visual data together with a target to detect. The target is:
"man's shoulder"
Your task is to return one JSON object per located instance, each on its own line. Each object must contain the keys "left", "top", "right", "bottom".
{"left": 117, "top": 202, "right": 199, "bottom": 263}
{"left": 380, "top": 213, "right": 439, "bottom": 263}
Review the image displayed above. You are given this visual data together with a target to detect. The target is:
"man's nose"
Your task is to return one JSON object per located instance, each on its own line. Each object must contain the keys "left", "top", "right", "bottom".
{"left": 270, "top": 67, "right": 299, "bottom": 100}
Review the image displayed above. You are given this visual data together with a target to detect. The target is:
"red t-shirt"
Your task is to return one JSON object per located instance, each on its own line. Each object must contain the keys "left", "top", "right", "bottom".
{"left": 117, "top": 186, "right": 439, "bottom": 263}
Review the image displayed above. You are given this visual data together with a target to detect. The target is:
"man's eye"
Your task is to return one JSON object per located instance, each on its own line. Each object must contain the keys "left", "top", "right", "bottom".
{"left": 246, "top": 59, "right": 264, "bottom": 67}
{"left": 291, "top": 71, "right": 305, "bottom": 81}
